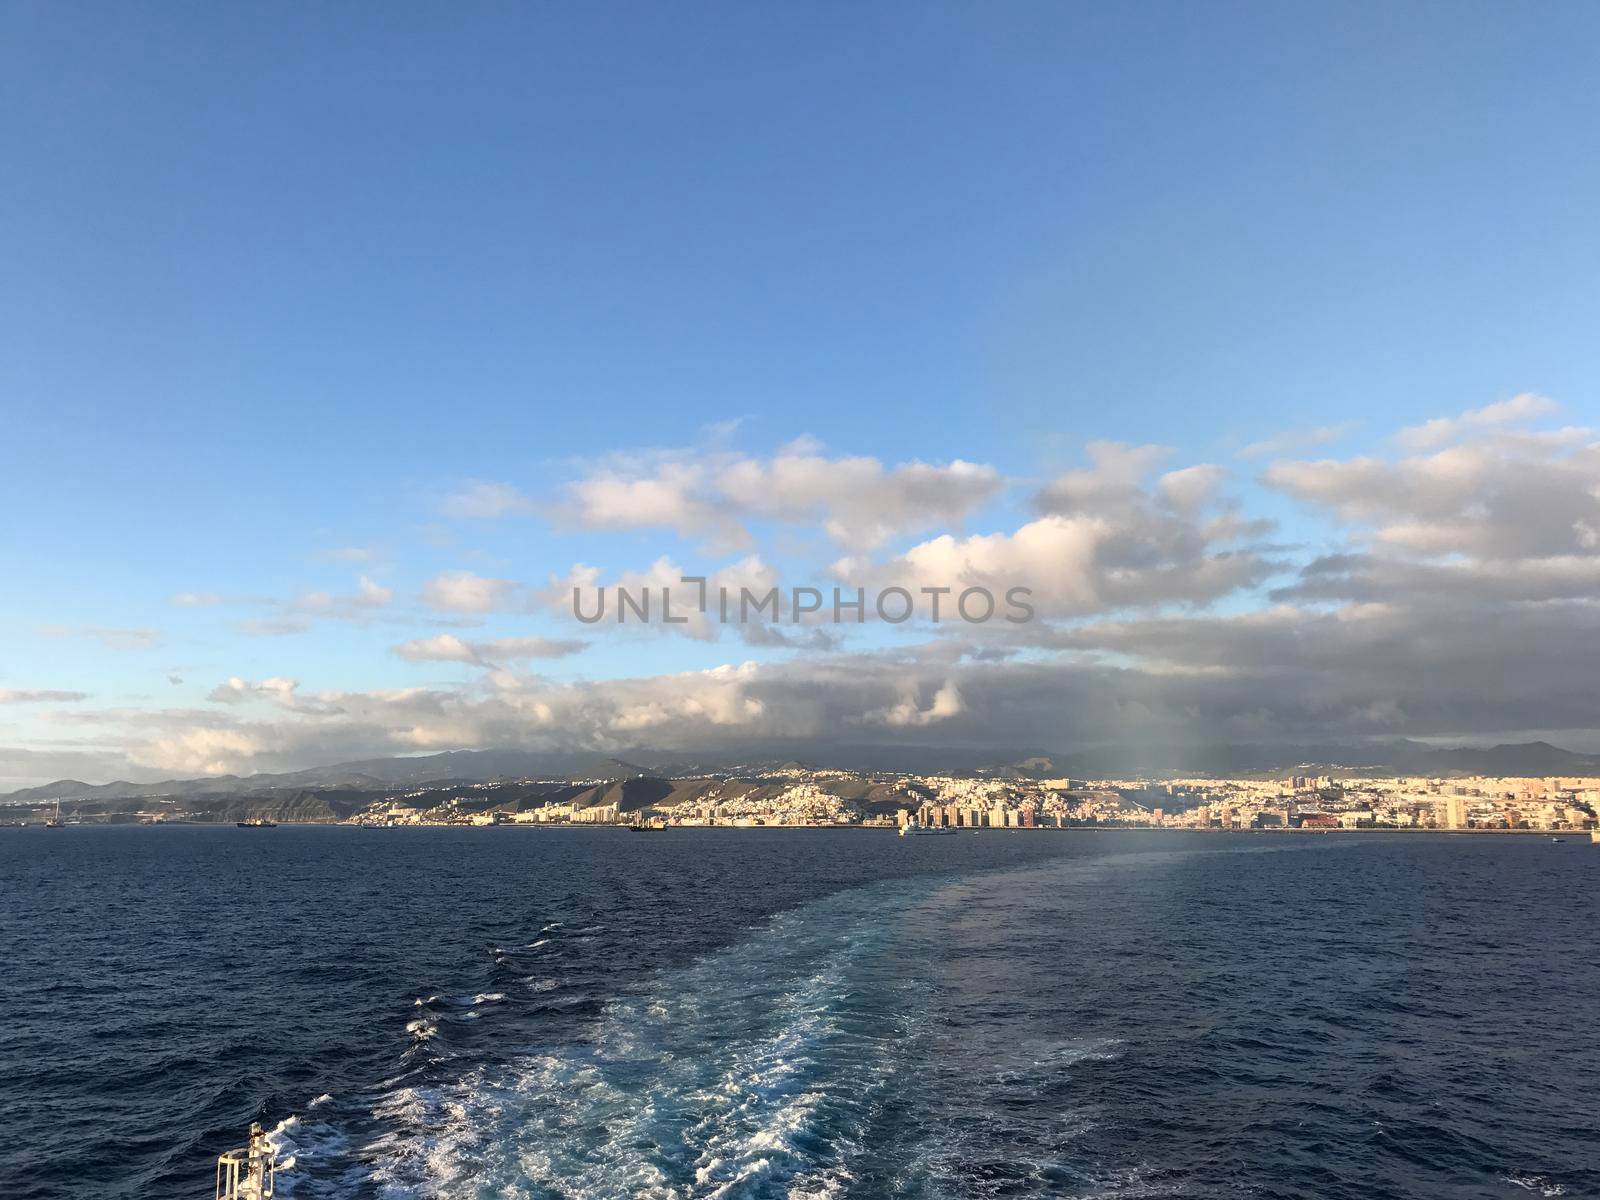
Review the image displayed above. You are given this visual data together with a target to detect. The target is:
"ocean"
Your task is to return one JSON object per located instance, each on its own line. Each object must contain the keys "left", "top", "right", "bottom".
{"left": 1, "top": 826, "right": 1595, "bottom": 1199}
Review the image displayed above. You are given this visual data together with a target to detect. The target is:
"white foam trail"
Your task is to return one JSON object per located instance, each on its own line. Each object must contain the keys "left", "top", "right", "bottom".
{"left": 348, "top": 878, "right": 933, "bottom": 1199}
{"left": 263, "top": 1115, "right": 302, "bottom": 1171}
{"left": 258, "top": 847, "right": 1233, "bottom": 1199}
{"left": 1506, "top": 1176, "right": 1567, "bottom": 1197}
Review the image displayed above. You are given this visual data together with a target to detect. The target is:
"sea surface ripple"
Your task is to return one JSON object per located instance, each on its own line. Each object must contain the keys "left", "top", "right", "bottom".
{"left": 1, "top": 827, "right": 1595, "bottom": 1199}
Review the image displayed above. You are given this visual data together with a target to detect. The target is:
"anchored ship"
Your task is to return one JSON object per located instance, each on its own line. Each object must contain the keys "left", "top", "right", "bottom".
{"left": 899, "top": 820, "right": 956, "bottom": 837}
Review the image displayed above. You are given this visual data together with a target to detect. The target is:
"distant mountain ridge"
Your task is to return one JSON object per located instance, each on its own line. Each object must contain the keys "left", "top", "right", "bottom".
{"left": 0, "top": 749, "right": 701, "bottom": 805}
{"left": 1008, "top": 739, "right": 1600, "bottom": 781}
{"left": 4, "top": 739, "right": 1600, "bottom": 807}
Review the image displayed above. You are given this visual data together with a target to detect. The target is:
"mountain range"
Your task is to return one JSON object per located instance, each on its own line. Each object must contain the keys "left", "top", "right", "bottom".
{"left": 4, "top": 739, "right": 1599, "bottom": 807}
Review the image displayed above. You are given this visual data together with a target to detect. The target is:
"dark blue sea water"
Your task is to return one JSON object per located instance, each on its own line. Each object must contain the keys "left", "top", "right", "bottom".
{"left": 1, "top": 827, "right": 1596, "bottom": 1199}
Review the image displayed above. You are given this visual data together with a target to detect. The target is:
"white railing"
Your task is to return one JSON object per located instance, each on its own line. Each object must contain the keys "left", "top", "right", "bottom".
{"left": 215, "top": 1123, "right": 276, "bottom": 1200}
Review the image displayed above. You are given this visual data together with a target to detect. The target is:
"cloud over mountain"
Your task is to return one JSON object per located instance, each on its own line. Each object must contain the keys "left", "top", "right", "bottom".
{"left": 68, "top": 590, "right": 1600, "bottom": 778}
{"left": 13, "top": 405, "right": 1600, "bottom": 785}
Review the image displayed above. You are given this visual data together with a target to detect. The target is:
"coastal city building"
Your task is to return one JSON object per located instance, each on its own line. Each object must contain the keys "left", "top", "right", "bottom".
{"left": 15, "top": 767, "right": 1598, "bottom": 834}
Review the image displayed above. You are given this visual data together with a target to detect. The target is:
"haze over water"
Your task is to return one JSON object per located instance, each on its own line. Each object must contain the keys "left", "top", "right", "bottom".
{"left": 3, "top": 827, "right": 1595, "bottom": 1199}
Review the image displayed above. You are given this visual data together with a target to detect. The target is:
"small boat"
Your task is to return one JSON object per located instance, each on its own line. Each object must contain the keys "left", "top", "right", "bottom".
{"left": 236, "top": 817, "right": 278, "bottom": 828}
{"left": 1550, "top": 837, "right": 1566, "bottom": 843}
{"left": 44, "top": 799, "right": 64, "bottom": 829}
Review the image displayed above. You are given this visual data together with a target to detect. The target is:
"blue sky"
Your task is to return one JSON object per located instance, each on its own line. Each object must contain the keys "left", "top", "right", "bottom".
{"left": 3, "top": 4, "right": 1600, "bottom": 785}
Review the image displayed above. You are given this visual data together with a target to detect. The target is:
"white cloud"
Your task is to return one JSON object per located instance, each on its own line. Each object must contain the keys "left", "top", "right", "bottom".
{"left": 556, "top": 442, "right": 1003, "bottom": 551}
{"left": 391, "top": 634, "right": 585, "bottom": 665}
{"left": 131, "top": 728, "right": 263, "bottom": 776}
{"left": 0, "top": 688, "right": 88, "bottom": 703}
{"left": 843, "top": 513, "right": 1269, "bottom": 619}
{"left": 1157, "top": 464, "right": 1226, "bottom": 512}
{"left": 1276, "top": 551, "right": 1600, "bottom": 605}
{"left": 26, "top": 585, "right": 1600, "bottom": 781}
{"left": 390, "top": 635, "right": 482, "bottom": 664}
{"left": 565, "top": 466, "right": 734, "bottom": 543}
{"left": 547, "top": 447, "right": 1266, "bottom": 637}
{"left": 1033, "top": 442, "right": 1169, "bottom": 514}
{"left": 358, "top": 576, "right": 393, "bottom": 606}
{"left": 210, "top": 676, "right": 286, "bottom": 704}
{"left": 1396, "top": 392, "right": 1558, "bottom": 450}
{"left": 205, "top": 676, "right": 328, "bottom": 713}
{"left": 544, "top": 555, "right": 782, "bottom": 641}
{"left": 238, "top": 616, "right": 313, "bottom": 637}
{"left": 603, "top": 662, "right": 768, "bottom": 731}
{"left": 25, "top": 416, "right": 1600, "bottom": 785}
{"left": 171, "top": 592, "right": 225, "bottom": 607}
{"left": 717, "top": 450, "right": 1003, "bottom": 550}
{"left": 1237, "top": 422, "right": 1357, "bottom": 460}
{"left": 421, "top": 571, "right": 520, "bottom": 613}
{"left": 234, "top": 574, "right": 393, "bottom": 636}
{"left": 1265, "top": 435, "right": 1600, "bottom": 560}
{"left": 299, "top": 575, "right": 392, "bottom": 611}
{"left": 871, "top": 680, "right": 963, "bottom": 727}
{"left": 836, "top": 448, "right": 1270, "bottom": 620}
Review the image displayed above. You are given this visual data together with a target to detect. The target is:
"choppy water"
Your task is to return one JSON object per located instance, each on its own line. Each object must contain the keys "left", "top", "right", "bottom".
{"left": 2, "top": 827, "right": 1596, "bottom": 1199}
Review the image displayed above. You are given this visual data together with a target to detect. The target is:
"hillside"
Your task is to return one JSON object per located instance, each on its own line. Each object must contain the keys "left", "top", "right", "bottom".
{"left": 7, "top": 740, "right": 1600, "bottom": 812}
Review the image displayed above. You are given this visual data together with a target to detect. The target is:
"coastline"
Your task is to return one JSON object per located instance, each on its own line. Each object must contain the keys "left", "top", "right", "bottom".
{"left": 6, "top": 820, "right": 1589, "bottom": 836}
